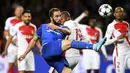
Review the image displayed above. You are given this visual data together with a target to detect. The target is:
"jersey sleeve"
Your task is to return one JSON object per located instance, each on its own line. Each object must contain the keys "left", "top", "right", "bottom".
{"left": 74, "top": 13, "right": 86, "bottom": 23}
{"left": 104, "top": 24, "right": 113, "bottom": 39}
{"left": 36, "top": 25, "right": 42, "bottom": 37}
{"left": 4, "top": 18, "right": 10, "bottom": 30}
{"left": 104, "top": 23, "right": 117, "bottom": 45}
{"left": 10, "top": 25, "right": 18, "bottom": 36}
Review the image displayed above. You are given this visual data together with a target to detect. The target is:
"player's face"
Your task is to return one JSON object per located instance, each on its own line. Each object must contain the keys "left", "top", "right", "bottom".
{"left": 89, "top": 19, "right": 96, "bottom": 27}
{"left": 14, "top": 6, "right": 24, "bottom": 18}
{"left": 61, "top": 14, "right": 67, "bottom": 25}
{"left": 22, "top": 13, "right": 32, "bottom": 25}
{"left": 52, "top": 11, "right": 61, "bottom": 24}
{"left": 114, "top": 8, "right": 124, "bottom": 20}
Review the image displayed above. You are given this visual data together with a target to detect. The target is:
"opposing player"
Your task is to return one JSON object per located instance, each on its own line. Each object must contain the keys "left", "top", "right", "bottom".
{"left": 18, "top": 8, "right": 106, "bottom": 73}
{"left": 49, "top": 11, "right": 89, "bottom": 73}
{"left": 79, "top": 17, "right": 108, "bottom": 73}
{"left": 3, "top": 10, "right": 40, "bottom": 73}
{"left": 104, "top": 7, "right": 130, "bottom": 73}
{"left": 2, "top": 5, "right": 24, "bottom": 73}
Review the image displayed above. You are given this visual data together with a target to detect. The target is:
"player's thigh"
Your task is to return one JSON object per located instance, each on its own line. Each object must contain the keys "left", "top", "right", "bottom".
{"left": 92, "top": 53, "right": 100, "bottom": 69}
{"left": 26, "top": 52, "right": 35, "bottom": 71}
{"left": 115, "top": 55, "right": 126, "bottom": 73}
{"left": 17, "top": 50, "right": 26, "bottom": 71}
{"left": 17, "top": 58, "right": 26, "bottom": 71}
{"left": 48, "top": 57, "right": 69, "bottom": 73}
{"left": 126, "top": 54, "right": 130, "bottom": 69}
{"left": 82, "top": 52, "right": 92, "bottom": 69}
{"left": 7, "top": 44, "right": 17, "bottom": 63}
{"left": 42, "top": 40, "right": 62, "bottom": 59}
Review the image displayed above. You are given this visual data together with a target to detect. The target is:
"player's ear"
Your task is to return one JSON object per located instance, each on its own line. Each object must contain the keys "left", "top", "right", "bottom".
{"left": 50, "top": 17, "right": 53, "bottom": 21}
{"left": 123, "top": 12, "right": 126, "bottom": 16}
{"left": 114, "top": 13, "right": 115, "bottom": 17}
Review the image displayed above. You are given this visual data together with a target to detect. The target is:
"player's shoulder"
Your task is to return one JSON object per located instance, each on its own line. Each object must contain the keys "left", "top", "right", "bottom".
{"left": 5, "top": 16, "right": 15, "bottom": 22}
{"left": 123, "top": 21, "right": 129, "bottom": 25}
{"left": 64, "top": 20, "right": 73, "bottom": 25}
{"left": 30, "top": 23, "right": 36, "bottom": 28}
{"left": 107, "top": 20, "right": 116, "bottom": 28}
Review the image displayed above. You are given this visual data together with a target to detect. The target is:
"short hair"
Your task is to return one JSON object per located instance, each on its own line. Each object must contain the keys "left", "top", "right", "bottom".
{"left": 114, "top": 7, "right": 124, "bottom": 12}
{"left": 49, "top": 8, "right": 60, "bottom": 17}
{"left": 14, "top": 4, "right": 23, "bottom": 11}
{"left": 22, "top": 10, "right": 31, "bottom": 15}
{"left": 61, "top": 11, "right": 71, "bottom": 18}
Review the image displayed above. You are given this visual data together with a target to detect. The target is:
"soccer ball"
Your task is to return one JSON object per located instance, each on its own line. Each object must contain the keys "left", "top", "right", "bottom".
{"left": 98, "top": 4, "right": 113, "bottom": 17}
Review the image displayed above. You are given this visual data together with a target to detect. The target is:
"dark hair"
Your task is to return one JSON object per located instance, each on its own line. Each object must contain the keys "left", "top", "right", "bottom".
{"left": 22, "top": 10, "right": 31, "bottom": 15}
{"left": 49, "top": 8, "right": 60, "bottom": 17}
{"left": 61, "top": 11, "right": 71, "bottom": 17}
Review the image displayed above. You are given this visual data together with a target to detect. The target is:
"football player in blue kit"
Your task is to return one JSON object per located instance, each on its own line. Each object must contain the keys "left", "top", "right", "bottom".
{"left": 18, "top": 8, "right": 106, "bottom": 73}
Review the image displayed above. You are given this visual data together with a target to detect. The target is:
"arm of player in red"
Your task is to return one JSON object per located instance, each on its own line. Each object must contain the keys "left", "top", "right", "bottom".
{"left": 18, "top": 35, "right": 39, "bottom": 61}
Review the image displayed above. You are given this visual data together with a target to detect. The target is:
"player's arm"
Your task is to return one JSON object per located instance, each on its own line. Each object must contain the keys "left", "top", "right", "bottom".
{"left": 104, "top": 24, "right": 118, "bottom": 45}
{"left": 2, "top": 26, "right": 16, "bottom": 58}
{"left": 36, "top": 40, "right": 42, "bottom": 56}
{"left": 2, "top": 35, "right": 14, "bottom": 58}
{"left": 104, "top": 24, "right": 126, "bottom": 45}
{"left": 57, "top": 26, "right": 71, "bottom": 35}
{"left": 4, "top": 18, "right": 10, "bottom": 40}
{"left": 49, "top": 23, "right": 71, "bottom": 35}
{"left": 18, "top": 35, "right": 39, "bottom": 61}
{"left": 74, "top": 10, "right": 89, "bottom": 23}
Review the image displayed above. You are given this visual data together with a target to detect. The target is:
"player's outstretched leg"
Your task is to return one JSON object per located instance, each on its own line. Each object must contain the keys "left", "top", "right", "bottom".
{"left": 61, "top": 38, "right": 106, "bottom": 52}
{"left": 93, "top": 38, "right": 106, "bottom": 51}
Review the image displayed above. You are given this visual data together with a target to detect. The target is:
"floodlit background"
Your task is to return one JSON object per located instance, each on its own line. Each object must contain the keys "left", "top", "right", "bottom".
{"left": 0, "top": 0, "right": 130, "bottom": 73}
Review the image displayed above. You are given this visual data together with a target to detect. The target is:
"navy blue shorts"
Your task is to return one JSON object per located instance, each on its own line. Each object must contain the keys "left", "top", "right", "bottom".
{"left": 42, "top": 40, "right": 69, "bottom": 73}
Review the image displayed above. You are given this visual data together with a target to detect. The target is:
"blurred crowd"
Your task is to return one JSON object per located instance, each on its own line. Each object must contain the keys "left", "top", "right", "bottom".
{"left": 0, "top": 0, "right": 130, "bottom": 55}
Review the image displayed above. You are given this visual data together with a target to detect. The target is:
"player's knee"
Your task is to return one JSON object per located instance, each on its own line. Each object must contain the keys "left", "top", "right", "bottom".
{"left": 62, "top": 40, "right": 72, "bottom": 47}
{"left": 62, "top": 40, "right": 72, "bottom": 51}
{"left": 62, "top": 67, "right": 71, "bottom": 73}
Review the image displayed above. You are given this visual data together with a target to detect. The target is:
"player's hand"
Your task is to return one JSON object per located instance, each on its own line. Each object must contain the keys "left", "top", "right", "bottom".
{"left": 39, "top": 48, "right": 42, "bottom": 56}
{"left": 117, "top": 33, "right": 126, "bottom": 40}
{"left": 18, "top": 55, "right": 26, "bottom": 61}
{"left": 2, "top": 51, "right": 7, "bottom": 58}
{"left": 49, "top": 23, "right": 60, "bottom": 30}
{"left": 84, "top": 10, "right": 89, "bottom": 17}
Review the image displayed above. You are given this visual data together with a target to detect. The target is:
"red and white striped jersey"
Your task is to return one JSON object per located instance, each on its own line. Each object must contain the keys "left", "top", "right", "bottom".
{"left": 64, "top": 20, "right": 82, "bottom": 57}
{"left": 4, "top": 16, "right": 22, "bottom": 31}
{"left": 105, "top": 20, "right": 130, "bottom": 56}
{"left": 10, "top": 22, "right": 37, "bottom": 52}
{"left": 4, "top": 17, "right": 22, "bottom": 40}
{"left": 83, "top": 26, "right": 102, "bottom": 44}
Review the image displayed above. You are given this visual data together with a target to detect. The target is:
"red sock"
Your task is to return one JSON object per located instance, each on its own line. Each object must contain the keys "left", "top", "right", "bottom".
{"left": 8, "top": 68, "right": 14, "bottom": 73}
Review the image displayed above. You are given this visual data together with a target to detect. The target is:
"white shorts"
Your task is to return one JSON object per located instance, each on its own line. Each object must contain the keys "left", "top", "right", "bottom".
{"left": 17, "top": 50, "right": 35, "bottom": 71}
{"left": 66, "top": 56, "right": 80, "bottom": 69}
{"left": 113, "top": 54, "right": 130, "bottom": 73}
{"left": 7, "top": 44, "right": 17, "bottom": 63}
{"left": 81, "top": 50, "right": 100, "bottom": 70}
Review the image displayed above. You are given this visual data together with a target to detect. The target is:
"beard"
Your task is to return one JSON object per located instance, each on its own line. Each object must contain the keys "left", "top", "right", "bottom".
{"left": 24, "top": 20, "right": 30, "bottom": 25}
{"left": 52, "top": 18, "right": 60, "bottom": 26}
